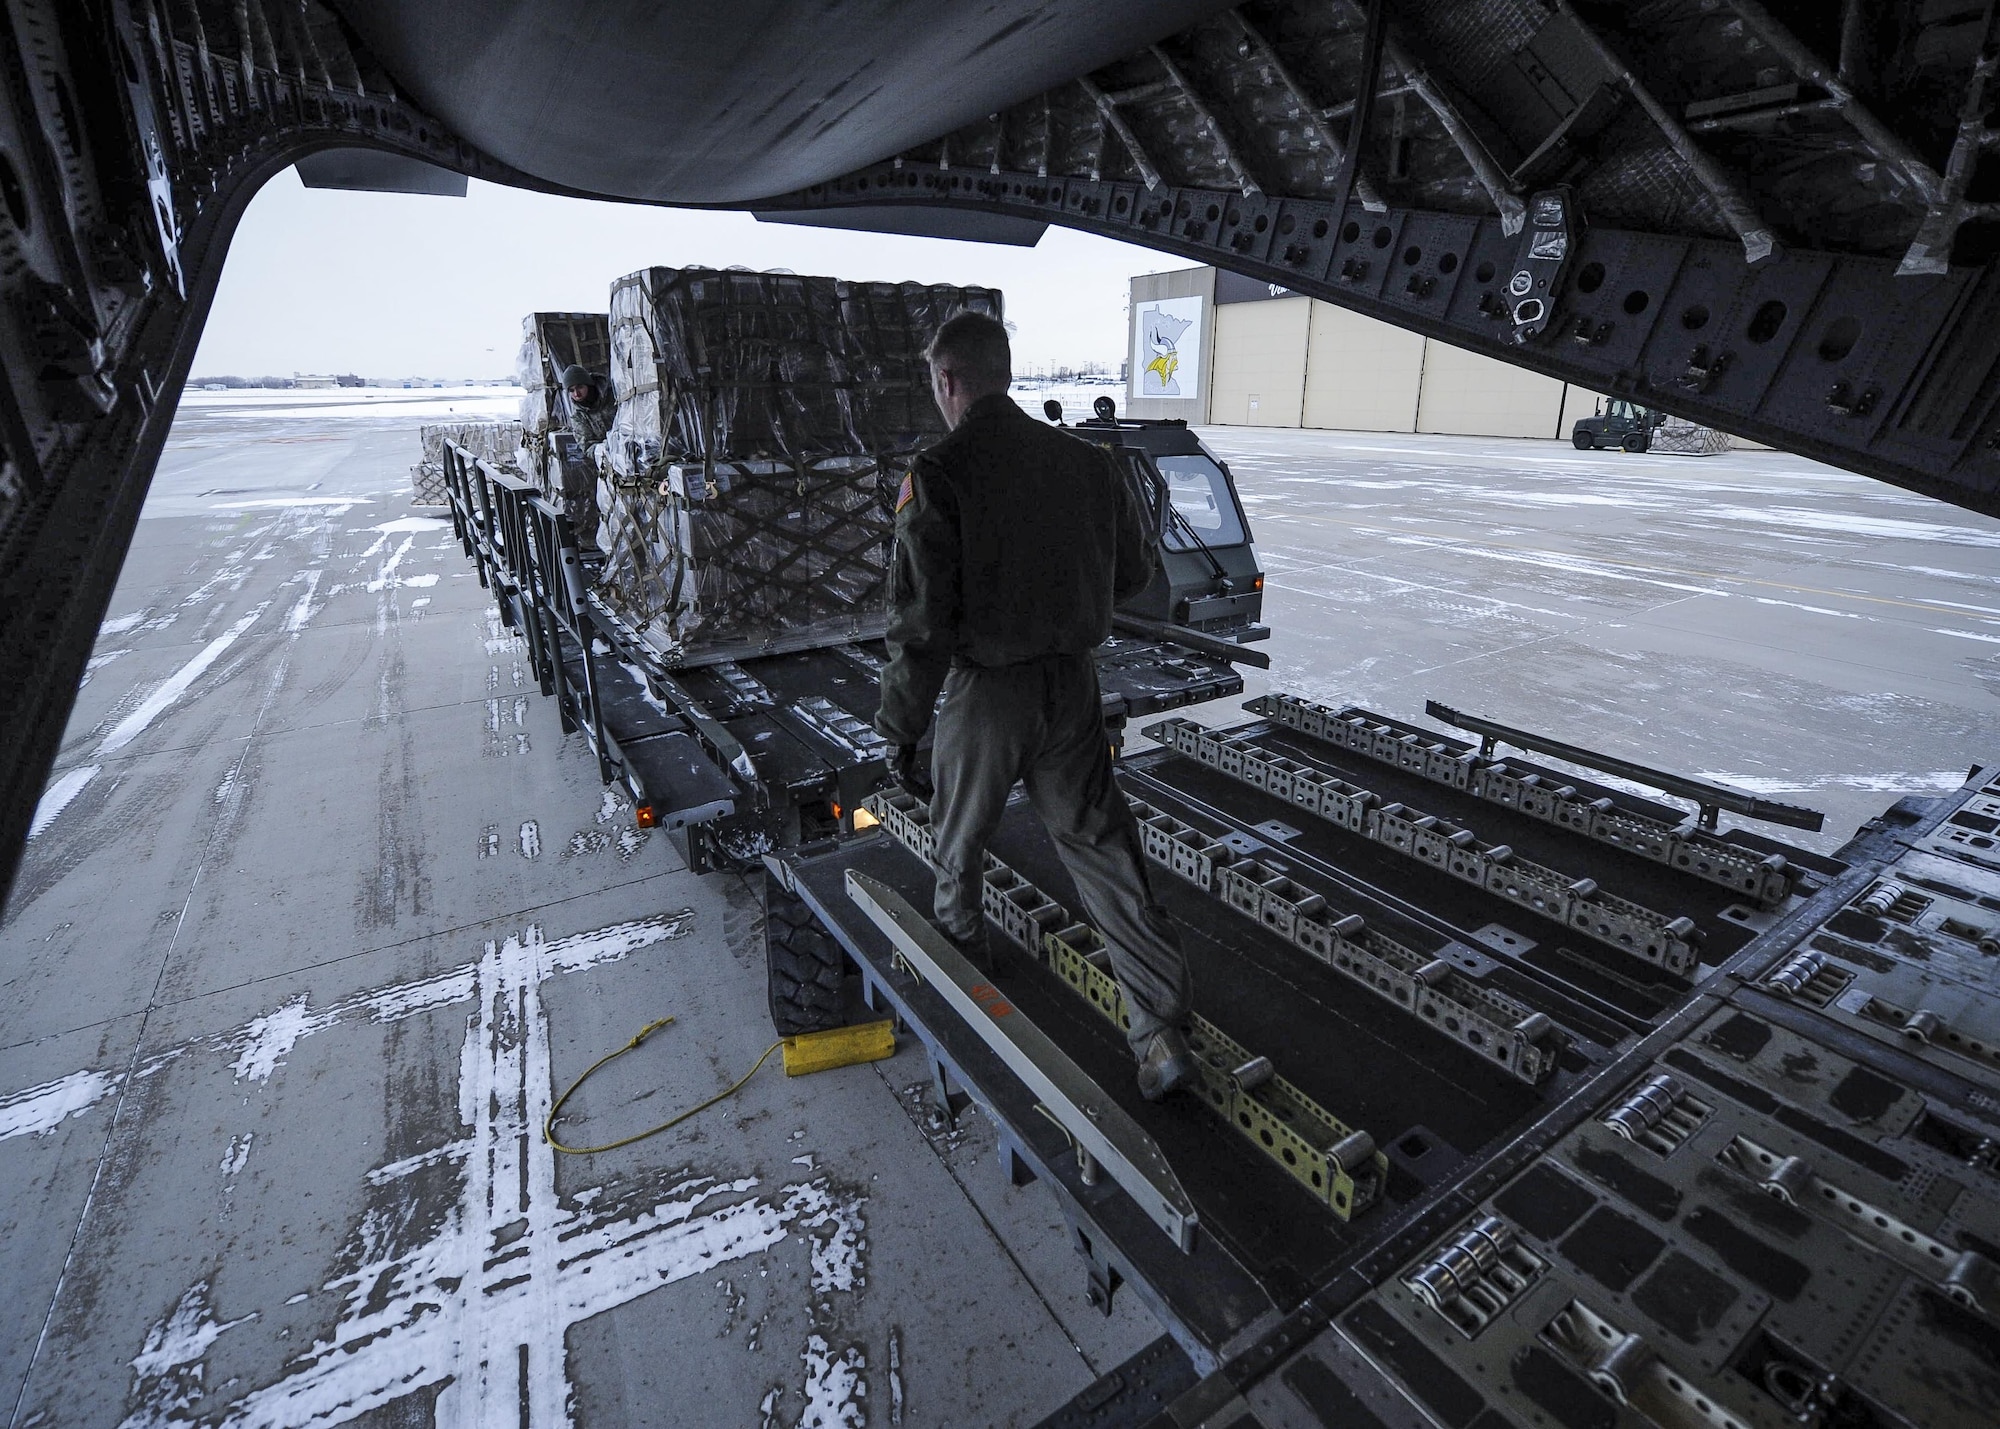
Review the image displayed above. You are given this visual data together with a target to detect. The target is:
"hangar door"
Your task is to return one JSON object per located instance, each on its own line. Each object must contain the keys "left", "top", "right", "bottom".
{"left": 1208, "top": 296, "right": 1310, "bottom": 427}
{"left": 1303, "top": 301, "right": 1425, "bottom": 433}
{"left": 1415, "top": 342, "right": 1568, "bottom": 438}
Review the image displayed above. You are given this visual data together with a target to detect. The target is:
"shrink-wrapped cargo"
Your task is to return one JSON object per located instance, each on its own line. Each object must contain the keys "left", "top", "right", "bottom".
{"left": 515, "top": 312, "right": 611, "bottom": 539}
{"left": 596, "top": 268, "right": 1000, "bottom": 662}
{"left": 1652, "top": 419, "right": 1734, "bottom": 456}
{"left": 412, "top": 421, "right": 525, "bottom": 504}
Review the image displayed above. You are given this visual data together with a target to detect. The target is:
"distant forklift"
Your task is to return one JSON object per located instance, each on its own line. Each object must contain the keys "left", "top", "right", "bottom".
{"left": 1571, "top": 397, "right": 1666, "bottom": 452}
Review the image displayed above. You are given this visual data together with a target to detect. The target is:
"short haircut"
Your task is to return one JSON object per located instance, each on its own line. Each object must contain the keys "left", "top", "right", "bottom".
{"left": 927, "top": 310, "right": 1011, "bottom": 391}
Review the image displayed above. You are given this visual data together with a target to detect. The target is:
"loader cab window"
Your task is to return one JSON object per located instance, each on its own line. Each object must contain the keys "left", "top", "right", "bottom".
{"left": 1154, "top": 454, "right": 1246, "bottom": 549}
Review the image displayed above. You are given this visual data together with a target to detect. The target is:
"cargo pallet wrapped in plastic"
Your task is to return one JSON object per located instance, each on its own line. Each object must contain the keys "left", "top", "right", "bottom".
{"left": 412, "top": 421, "right": 525, "bottom": 504}
{"left": 1652, "top": 420, "right": 1733, "bottom": 456}
{"left": 516, "top": 312, "right": 611, "bottom": 536}
{"left": 596, "top": 267, "right": 1001, "bottom": 664}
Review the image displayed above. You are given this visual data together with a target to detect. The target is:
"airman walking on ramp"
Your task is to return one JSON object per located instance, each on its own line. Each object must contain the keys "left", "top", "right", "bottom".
{"left": 875, "top": 311, "right": 1197, "bottom": 1102}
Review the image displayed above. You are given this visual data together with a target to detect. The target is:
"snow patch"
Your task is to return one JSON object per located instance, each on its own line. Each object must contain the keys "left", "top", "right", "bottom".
{"left": 1933, "top": 627, "right": 2000, "bottom": 645}
{"left": 364, "top": 967, "right": 478, "bottom": 1022}
{"left": 519, "top": 821, "right": 542, "bottom": 859}
{"left": 125, "top": 1280, "right": 256, "bottom": 1419}
{"left": 788, "top": 1179, "right": 867, "bottom": 1295}
{"left": 220, "top": 1133, "right": 254, "bottom": 1177}
{"left": 619, "top": 661, "right": 674, "bottom": 716}
{"left": 369, "top": 516, "right": 451, "bottom": 535}
{"left": 99, "top": 602, "right": 272, "bottom": 754}
{"left": 208, "top": 496, "right": 368, "bottom": 509}
{"left": 228, "top": 996, "right": 335, "bottom": 1084}
{"left": 28, "top": 765, "right": 99, "bottom": 839}
{"left": 283, "top": 570, "right": 324, "bottom": 634}
{"left": 798, "top": 1335, "right": 867, "bottom": 1429}
{"left": 100, "top": 610, "right": 147, "bottom": 635}
{"left": 0, "top": 1068, "right": 116, "bottom": 1140}
{"left": 81, "top": 649, "right": 133, "bottom": 686}
{"left": 888, "top": 1326, "right": 905, "bottom": 1426}
{"left": 1694, "top": 770, "right": 1970, "bottom": 795}
{"left": 363, "top": 536, "right": 415, "bottom": 593}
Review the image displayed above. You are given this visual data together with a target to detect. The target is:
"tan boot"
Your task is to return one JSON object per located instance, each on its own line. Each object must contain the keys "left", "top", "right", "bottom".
{"left": 1136, "top": 1027, "right": 1195, "bottom": 1102}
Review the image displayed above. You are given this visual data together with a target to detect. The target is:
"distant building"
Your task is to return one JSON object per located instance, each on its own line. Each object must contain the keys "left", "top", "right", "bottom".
{"left": 293, "top": 374, "right": 338, "bottom": 389}
{"left": 1127, "top": 265, "right": 1753, "bottom": 446}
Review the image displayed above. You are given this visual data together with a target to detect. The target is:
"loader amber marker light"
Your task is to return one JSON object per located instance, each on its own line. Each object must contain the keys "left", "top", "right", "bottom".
{"left": 851, "top": 806, "right": 880, "bottom": 830}
{"left": 633, "top": 804, "right": 658, "bottom": 828}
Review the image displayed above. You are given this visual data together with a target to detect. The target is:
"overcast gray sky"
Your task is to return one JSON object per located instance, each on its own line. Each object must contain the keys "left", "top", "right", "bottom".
{"left": 190, "top": 169, "right": 1180, "bottom": 379}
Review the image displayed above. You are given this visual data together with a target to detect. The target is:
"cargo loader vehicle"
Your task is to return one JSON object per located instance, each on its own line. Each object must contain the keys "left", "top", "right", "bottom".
{"left": 444, "top": 270, "right": 2000, "bottom": 1429}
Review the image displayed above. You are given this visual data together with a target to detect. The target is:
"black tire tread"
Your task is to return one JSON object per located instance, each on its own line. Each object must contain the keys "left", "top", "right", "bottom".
{"left": 766, "top": 881, "right": 848, "bottom": 1036}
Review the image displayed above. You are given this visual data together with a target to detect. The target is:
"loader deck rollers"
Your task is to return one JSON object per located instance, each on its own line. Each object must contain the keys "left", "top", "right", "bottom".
{"left": 765, "top": 694, "right": 1903, "bottom": 1394}
{"left": 451, "top": 441, "right": 2000, "bottom": 1428}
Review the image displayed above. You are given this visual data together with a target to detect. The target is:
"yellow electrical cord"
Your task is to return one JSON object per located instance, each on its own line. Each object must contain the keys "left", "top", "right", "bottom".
{"left": 544, "top": 1015, "right": 784, "bottom": 1155}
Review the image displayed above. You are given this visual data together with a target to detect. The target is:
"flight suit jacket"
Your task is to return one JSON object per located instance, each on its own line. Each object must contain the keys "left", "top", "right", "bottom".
{"left": 566, "top": 381, "right": 616, "bottom": 447}
{"left": 875, "top": 393, "right": 1156, "bottom": 746}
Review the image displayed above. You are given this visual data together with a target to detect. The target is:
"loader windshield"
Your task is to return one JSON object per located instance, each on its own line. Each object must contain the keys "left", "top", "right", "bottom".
{"left": 1155, "top": 455, "right": 1246, "bottom": 549}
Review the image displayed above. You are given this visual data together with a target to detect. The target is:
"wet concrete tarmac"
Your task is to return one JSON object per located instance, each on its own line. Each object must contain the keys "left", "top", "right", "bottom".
{"left": 1184, "top": 427, "right": 2000, "bottom": 856}
{"left": 2, "top": 392, "right": 1157, "bottom": 1429}
{"left": 6, "top": 401, "right": 1999, "bottom": 1427}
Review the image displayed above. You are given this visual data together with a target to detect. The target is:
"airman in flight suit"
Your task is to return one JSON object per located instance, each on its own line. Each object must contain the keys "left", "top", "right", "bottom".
{"left": 875, "top": 311, "right": 1196, "bottom": 1101}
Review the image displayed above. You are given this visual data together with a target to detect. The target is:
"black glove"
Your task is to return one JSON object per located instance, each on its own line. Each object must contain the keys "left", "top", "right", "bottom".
{"left": 892, "top": 744, "right": 935, "bottom": 803}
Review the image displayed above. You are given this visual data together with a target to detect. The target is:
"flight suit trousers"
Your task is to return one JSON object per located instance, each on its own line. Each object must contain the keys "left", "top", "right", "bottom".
{"left": 928, "top": 653, "right": 1192, "bottom": 1055}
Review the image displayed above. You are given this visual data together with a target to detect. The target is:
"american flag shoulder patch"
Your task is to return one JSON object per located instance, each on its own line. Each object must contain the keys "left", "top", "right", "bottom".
{"left": 895, "top": 470, "right": 916, "bottom": 512}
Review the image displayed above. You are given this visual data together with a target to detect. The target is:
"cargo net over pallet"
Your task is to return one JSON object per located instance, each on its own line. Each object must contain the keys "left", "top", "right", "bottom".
{"left": 1652, "top": 419, "right": 1734, "bottom": 456}
{"left": 597, "top": 268, "right": 1000, "bottom": 663}
{"left": 413, "top": 421, "right": 523, "bottom": 507}
{"left": 516, "top": 311, "right": 611, "bottom": 534}
{"left": 864, "top": 789, "right": 1389, "bottom": 1222}
{"left": 517, "top": 311, "right": 610, "bottom": 456}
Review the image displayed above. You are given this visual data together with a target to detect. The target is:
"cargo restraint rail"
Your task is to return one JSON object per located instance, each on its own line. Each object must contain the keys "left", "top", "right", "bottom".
{"left": 1248, "top": 693, "right": 1801, "bottom": 908}
{"left": 1120, "top": 789, "right": 1562, "bottom": 1085}
{"left": 1148, "top": 715, "right": 1706, "bottom": 978}
{"left": 864, "top": 790, "right": 1390, "bottom": 1221}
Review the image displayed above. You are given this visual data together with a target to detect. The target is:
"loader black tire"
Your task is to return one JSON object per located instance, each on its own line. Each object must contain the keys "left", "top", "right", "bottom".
{"left": 766, "top": 878, "right": 847, "bottom": 1037}
{"left": 1571, "top": 429, "right": 1594, "bottom": 450}
{"left": 1622, "top": 432, "right": 1650, "bottom": 453}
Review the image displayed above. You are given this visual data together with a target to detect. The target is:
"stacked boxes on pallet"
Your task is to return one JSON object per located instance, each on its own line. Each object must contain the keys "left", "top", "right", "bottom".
{"left": 1652, "top": 419, "right": 1733, "bottom": 456}
{"left": 597, "top": 267, "right": 1000, "bottom": 662}
{"left": 411, "top": 421, "right": 525, "bottom": 505}
{"left": 516, "top": 312, "right": 612, "bottom": 537}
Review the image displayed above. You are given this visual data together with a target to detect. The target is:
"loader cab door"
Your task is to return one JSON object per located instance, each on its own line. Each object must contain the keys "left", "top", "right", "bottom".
{"left": 1109, "top": 436, "right": 1266, "bottom": 642}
